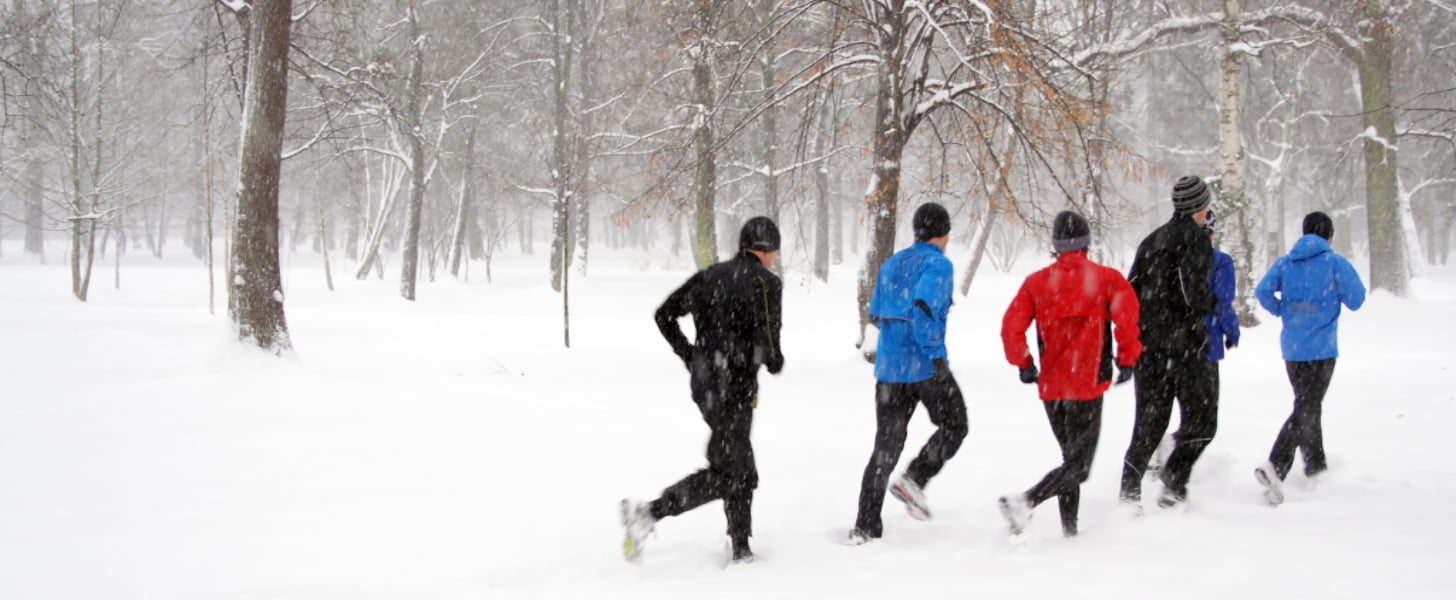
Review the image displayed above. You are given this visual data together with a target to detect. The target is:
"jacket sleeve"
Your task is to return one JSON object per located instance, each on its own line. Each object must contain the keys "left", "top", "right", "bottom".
{"left": 1212, "top": 254, "right": 1241, "bottom": 345}
{"left": 1000, "top": 279, "right": 1036, "bottom": 369}
{"left": 1335, "top": 256, "right": 1367, "bottom": 311}
{"left": 911, "top": 258, "right": 953, "bottom": 358}
{"left": 1254, "top": 260, "right": 1284, "bottom": 317}
{"left": 654, "top": 273, "right": 699, "bottom": 363}
{"left": 1179, "top": 232, "right": 1217, "bottom": 313}
{"left": 757, "top": 273, "right": 785, "bottom": 372}
{"left": 1108, "top": 271, "right": 1143, "bottom": 368}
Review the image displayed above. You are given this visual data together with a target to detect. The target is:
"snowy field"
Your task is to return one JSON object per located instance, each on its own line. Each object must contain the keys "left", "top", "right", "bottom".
{"left": 3, "top": 239, "right": 1455, "bottom": 599}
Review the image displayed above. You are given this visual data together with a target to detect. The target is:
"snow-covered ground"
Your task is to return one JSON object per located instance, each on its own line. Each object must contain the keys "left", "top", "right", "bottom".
{"left": 3, "top": 240, "right": 1455, "bottom": 599}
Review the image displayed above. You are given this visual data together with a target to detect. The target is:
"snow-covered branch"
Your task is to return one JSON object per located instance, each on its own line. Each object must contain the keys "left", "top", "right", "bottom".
{"left": 215, "top": 0, "right": 249, "bottom": 14}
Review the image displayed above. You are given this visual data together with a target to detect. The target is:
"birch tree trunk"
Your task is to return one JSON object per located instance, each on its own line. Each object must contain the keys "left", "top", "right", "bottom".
{"left": 1217, "top": 0, "right": 1260, "bottom": 325}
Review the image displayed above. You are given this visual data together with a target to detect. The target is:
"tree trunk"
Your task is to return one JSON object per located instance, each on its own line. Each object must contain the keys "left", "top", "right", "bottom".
{"left": 548, "top": 0, "right": 576, "bottom": 292}
{"left": 691, "top": 0, "right": 718, "bottom": 270}
{"left": 316, "top": 173, "right": 334, "bottom": 292}
{"left": 759, "top": 0, "right": 780, "bottom": 225}
{"left": 228, "top": 0, "right": 294, "bottom": 354}
{"left": 448, "top": 125, "right": 476, "bottom": 277}
{"left": 1217, "top": 0, "right": 1259, "bottom": 325}
{"left": 856, "top": 33, "right": 907, "bottom": 340}
{"left": 1356, "top": 3, "right": 1408, "bottom": 295}
{"left": 398, "top": 1, "right": 427, "bottom": 301}
{"left": 813, "top": 98, "right": 831, "bottom": 282}
{"left": 960, "top": 196, "right": 1000, "bottom": 297}
{"left": 68, "top": 1, "right": 85, "bottom": 300}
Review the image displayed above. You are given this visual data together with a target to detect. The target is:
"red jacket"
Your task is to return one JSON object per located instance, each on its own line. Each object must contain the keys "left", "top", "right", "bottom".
{"left": 1001, "top": 251, "right": 1142, "bottom": 401}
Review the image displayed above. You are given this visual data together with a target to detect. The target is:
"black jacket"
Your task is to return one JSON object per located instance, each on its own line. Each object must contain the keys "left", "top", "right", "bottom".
{"left": 656, "top": 250, "right": 784, "bottom": 374}
{"left": 1127, "top": 215, "right": 1217, "bottom": 356}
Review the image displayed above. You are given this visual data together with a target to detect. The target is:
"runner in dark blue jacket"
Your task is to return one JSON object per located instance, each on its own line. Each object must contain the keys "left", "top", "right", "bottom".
{"left": 849, "top": 203, "right": 968, "bottom": 545}
{"left": 1252, "top": 212, "right": 1365, "bottom": 506}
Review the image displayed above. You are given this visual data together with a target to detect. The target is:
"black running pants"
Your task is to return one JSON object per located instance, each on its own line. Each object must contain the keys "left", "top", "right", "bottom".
{"left": 1268, "top": 358, "right": 1336, "bottom": 480}
{"left": 1121, "top": 350, "right": 1218, "bottom": 500}
{"left": 1026, "top": 398, "right": 1103, "bottom": 536}
{"left": 853, "top": 368, "right": 968, "bottom": 537}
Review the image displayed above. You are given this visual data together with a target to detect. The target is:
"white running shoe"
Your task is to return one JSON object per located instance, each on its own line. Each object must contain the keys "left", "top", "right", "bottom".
{"left": 997, "top": 494, "right": 1033, "bottom": 535}
{"left": 890, "top": 474, "right": 931, "bottom": 521}
{"left": 1254, "top": 461, "right": 1285, "bottom": 506}
{"left": 620, "top": 498, "right": 656, "bottom": 561}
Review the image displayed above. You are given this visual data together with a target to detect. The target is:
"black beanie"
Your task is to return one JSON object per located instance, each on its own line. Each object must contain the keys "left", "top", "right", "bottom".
{"left": 1303, "top": 211, "right": 1334, "bottom": 241}
{"left": 913, "top": 203, "right": 951, "bottom": 241}
{"left": 739, "top": 216, "right": 781, "bottom": 252}
{"left": 1172, "top": 175, "right": 1211, "bottom": 217}
{"left": 1051, "top": 211, "right": 1091, "bottom": 253}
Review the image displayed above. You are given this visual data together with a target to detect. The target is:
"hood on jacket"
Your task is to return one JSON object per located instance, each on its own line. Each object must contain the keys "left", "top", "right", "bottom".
{"left": 1287, "top": 234, "right": 1332, "bottom": 262}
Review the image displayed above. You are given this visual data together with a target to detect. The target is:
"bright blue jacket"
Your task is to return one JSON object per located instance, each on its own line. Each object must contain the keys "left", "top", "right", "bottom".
{"left": 869, "top": 242, "right": 954, "bottom": 383}
{"left": 1205, "top": 249, "right": 1241, "bottom": 361}
{"left": 1255, "top": 234, "right": 1366, "bottom": 361}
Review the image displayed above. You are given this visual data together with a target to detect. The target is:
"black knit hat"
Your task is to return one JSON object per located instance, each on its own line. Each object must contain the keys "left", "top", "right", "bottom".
{"left": 1303, "top": 211, "right": 1334, "bottom": 241}
{"left": 913, "top": 203, "right": 951, "bottom": 241}
{"left": 739, "top": 216, "right": 781, "bottom": 252}
{"left": 1172, "top": 175, "right": 1211, "bottom": 217}
{"left": 1051, "top": 211, "right": 1091, "bottom": 253}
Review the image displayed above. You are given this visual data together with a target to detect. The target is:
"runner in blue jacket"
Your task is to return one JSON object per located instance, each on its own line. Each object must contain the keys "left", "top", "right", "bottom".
{"left": 1252, "top": 211, "right": 1365, "bottom": 506}
{"left": 849, "top": 203, "right": 968, "bottom": 545}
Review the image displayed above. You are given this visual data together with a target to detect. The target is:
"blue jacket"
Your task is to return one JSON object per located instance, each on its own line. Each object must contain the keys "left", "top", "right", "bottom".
{"left": 1255, "top": 234, "right": 1366, "bottom": 361}
{"left": 1205, "top": 249, "right": 1241, "bottom": 361}
{"left": 869, "top": 242, "right": 954, "bottom": 383}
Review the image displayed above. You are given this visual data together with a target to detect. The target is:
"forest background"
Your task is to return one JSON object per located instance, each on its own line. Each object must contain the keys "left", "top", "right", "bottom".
{"left": 0, "top": 0, "right": 1453, "bottom": 349}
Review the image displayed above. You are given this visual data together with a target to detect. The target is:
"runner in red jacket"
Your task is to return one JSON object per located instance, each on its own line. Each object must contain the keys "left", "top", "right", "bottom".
{"left": 996, "top": 211, "right": 1142, "bottom": 537}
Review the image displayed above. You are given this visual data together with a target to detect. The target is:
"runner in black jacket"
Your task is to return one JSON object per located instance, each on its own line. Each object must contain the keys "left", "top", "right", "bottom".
{"left": 1121, "top": 176, "right": 1219, "bottom": 509}
{"left": 621, "top": 217, "right": 784, "bottom": 565}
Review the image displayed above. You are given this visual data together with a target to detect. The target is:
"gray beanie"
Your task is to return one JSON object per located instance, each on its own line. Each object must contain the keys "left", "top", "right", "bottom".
{"left": 1172, "top": 176, "right": 1211, "bottom": 217}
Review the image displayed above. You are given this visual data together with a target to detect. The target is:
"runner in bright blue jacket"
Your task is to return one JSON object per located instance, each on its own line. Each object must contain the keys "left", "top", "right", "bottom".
{"left": 1254, "top": 224, "right": 1366, "bottom": 361}
{"left": 868, "top": 240, "right": 954, "bottom": 383}
{"left": 850, "top": 203, "right": 967, "bottom": 545}
{"left": 1252, "top": 212, "right": 1366, "bottom": 506}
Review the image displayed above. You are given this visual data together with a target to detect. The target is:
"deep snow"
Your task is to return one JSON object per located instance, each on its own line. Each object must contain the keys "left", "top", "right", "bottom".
{"left": 3, "top": 241, "right": 1455, "bottom": 599}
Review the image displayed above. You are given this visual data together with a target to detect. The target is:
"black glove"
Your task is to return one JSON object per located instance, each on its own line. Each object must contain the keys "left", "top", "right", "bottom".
{"left": 1225, "top": 338, "right": 1238, "bottom": 350}
{"left": 1018, "top": 363, "right": 1039, "bottom": 384}
{"left": 1115, "top": 365, "right": 1135, "bottom": 385}
{"left": 766, "top": 355, "right": 784, "bottom": 375}
{"left": 932, "top": 358, "right": 952, "bottom": 381}
{"left": 675, "top": 347, "right": 693, "bottom": 370}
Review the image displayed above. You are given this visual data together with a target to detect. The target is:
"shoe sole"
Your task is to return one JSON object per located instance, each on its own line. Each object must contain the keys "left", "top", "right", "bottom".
{"left": 997, "top": 497, "right": 1025, "bottom": 535}
{"left": 1254, "top": 468, "right": 1285, "bottom": 506}
{"left": 890, "top": 482, "right": 931, "bottom": 521}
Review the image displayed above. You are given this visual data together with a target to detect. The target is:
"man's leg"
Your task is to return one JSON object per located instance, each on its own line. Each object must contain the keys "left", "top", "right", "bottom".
{"left": 1293, "top": 359, "right": 1336, "bottom": 477}
{"left": 1161, "top": 359, "right": 1218, "bottom": 500}
{"left": 1025, "top": 399, "right": 1102, "bottom": 535}
{"left": 651, "top": 369, "right": 743, "bottom": 520}
{"left": 902, "top": 371, "right": 969, "bottom": 487}
{"left": 719, "top": 375, "right": 759, "bottom": 554}
{"left": 854, "top": 382, "right": 916, "bottom": 538}
{"left": 1122, "top": 352, "right": 1175, "bottom": 501}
